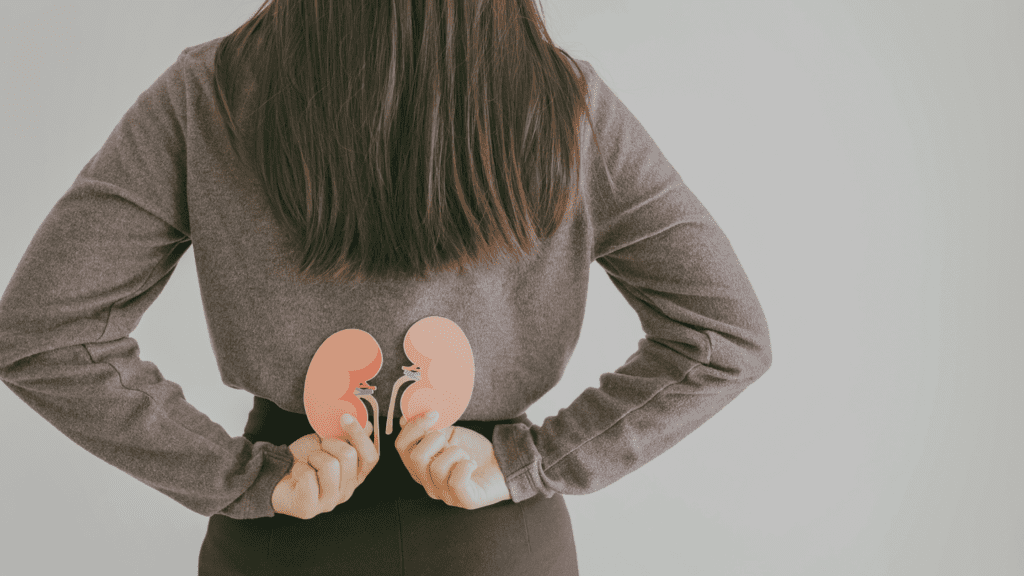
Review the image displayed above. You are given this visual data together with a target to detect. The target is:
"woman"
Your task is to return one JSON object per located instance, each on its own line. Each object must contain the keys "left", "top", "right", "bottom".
{"left": 0, "top": 1, "right": 772, "bottom": 575}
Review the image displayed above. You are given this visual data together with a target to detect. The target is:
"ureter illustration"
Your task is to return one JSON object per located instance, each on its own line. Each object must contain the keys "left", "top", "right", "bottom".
{"left": 354, "top": 385, "right": 380, "bottom": 458}
{"left": 385, "top": 366, "right": 422, "bottom": 435}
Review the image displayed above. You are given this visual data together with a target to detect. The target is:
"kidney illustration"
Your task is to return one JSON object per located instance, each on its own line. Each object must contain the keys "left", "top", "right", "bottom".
{"left": 304, "top": 328, "right": 382, "bottom": 458}
{"left": 385, "top": 316, "right": 475, "bottom": 435}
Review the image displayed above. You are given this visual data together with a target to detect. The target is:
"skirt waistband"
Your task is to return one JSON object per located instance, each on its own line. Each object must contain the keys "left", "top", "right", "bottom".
{"left": 243, "top": 396, "right": 526, "bottom": 510}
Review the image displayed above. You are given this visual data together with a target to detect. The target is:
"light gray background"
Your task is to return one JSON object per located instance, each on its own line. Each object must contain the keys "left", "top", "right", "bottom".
{"left": 2, "top": 1, "right": 1021, "bottom": 575}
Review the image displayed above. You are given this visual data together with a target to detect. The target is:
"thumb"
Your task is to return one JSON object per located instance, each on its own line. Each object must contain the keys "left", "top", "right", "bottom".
{"left": 452, "top": 459, "right": 479, "bottom": 501}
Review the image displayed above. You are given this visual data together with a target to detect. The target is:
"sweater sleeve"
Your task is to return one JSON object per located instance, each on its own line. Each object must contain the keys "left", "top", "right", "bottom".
{"left": 0, "top": 50, "right": 293, "bottom": 519}
{"left": 491, "top": 61, "right": 773, "bottom": 502}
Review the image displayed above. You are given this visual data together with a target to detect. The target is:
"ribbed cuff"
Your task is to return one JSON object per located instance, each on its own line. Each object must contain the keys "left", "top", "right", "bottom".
{"left": 491, "top": 422, "right": 555, "bottom": 503}
{"left": 216, "top": 441, "right": 294, "bottom": 519}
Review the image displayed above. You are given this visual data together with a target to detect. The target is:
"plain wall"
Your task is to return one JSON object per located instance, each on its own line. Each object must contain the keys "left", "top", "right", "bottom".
{"left": 1, "top": 1, "right": 1021, "bottom": 574}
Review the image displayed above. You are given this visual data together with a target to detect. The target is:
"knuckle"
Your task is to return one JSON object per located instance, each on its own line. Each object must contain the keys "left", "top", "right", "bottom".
{"left": 315, "top": 454, "right": 338, "bottom": 474}
{"left": 329, "top": 461, "right": 344, "bottom": 479}
{"left": 340, "top": 445, "right": 358, "bottom": 465}
{"left": 324, "top": 438, "right": 355, "bottom": 459}
{"left": 320, "top": 468, "right": 339, "bottom": 490}
{"left": 408, "top": 445, "right": 425, "bottom": 462}
{"left": 411, "top": 453, "right": 430, "bottom": 469}
{"left": 320, "top": 437, "right": 343, "bottom": 453}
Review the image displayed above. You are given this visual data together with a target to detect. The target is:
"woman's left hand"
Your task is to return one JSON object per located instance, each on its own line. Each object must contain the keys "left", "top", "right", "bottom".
{"left": 395, "top": 411, "right": 512, "bottom": 510}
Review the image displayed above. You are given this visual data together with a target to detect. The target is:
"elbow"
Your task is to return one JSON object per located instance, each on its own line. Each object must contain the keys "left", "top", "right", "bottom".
{"left": 753, "top": 340, "right": 772, "bottom": 379}
{"left": 744, "top": 322, "right": 772, "bottom": 380}
{"left": 729, "top": 343, "right": 771, "bottom": 389}
{"left": 746, "top": 326, "right": 772, "bottom": 381}
{"left": 707, "top": 328, "right": 771, "bottom": 385}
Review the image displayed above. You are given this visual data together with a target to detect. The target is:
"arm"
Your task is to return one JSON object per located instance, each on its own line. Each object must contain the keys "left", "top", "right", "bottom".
{"left": 491, "top": 61, "right": 772, "bottom": 502}
{"left": 0, "top": 50, "right": 293, "bottom": 519}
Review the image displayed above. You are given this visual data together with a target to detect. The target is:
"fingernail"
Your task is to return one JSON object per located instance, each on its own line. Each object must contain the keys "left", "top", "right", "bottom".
{"left": 341, "top": 413, "right": 354, "bottom": 425}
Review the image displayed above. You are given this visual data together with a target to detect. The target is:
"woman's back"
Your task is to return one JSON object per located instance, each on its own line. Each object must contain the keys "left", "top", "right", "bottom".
{"left": 0, "top": 4, "right": 771, "bottom": 575}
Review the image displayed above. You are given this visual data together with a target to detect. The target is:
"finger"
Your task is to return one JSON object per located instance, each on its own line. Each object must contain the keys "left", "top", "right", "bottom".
{"left": 363, "top": 421, "right": 373, "bottom": 437}
{"left": 289, "top": 433, "right": 322, "bottom": 459}
{"left": 449, "top": 459, "right": 480, "bottom": 509}
{"left": 331, "top": 415, "right": 378, "bottom": 485}
{"left": 291, "top": 460, "right": 321, "bottom": 519}
{"left": 399, "top": 415, "right": 407, "bottom": 428}
{"left": 394, "top": 411, "right": 439, "bottom": 454}
{"left": 305, "top": 450, "right": 342, "bottom": 506}
{"left": 429, "top": 446, "right": 471, "bottom": 489}
{"left": 318, "top": 436, "right": 358, "bottom": 493}
{"left": 408, "top": 428, "right": 454, "bottom": 487}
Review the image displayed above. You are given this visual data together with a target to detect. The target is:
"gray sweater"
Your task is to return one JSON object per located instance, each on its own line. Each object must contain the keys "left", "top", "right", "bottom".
{"left": 0, "top": 37, "right": 771, "bottom": 520}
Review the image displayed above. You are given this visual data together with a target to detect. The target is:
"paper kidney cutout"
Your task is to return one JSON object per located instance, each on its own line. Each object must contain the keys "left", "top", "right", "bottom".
{"left": 385, "top": 316, "right": 475, "bottom": 435}
{"left": 304, "top": 328, "right": 382, "bottom": 458}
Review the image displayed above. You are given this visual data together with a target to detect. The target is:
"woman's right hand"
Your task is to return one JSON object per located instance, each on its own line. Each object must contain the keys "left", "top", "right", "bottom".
{"left": 272, "top": 414, "right": 377, "bottom": 519}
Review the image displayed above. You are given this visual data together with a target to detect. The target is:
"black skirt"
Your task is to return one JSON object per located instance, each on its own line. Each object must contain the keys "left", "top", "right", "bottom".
{"left": 198, "top": 396, "right": 579, "bottom": 576}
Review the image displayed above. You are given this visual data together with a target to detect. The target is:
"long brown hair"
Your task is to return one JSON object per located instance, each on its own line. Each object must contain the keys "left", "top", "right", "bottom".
{"left": 213, "top": 0, "right": 603, "bottom": 283}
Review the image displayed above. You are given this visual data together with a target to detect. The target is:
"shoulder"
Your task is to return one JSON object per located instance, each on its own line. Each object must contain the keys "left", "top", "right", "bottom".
{"left": 171, "top": 35, "right": 228, "bottom": 80}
